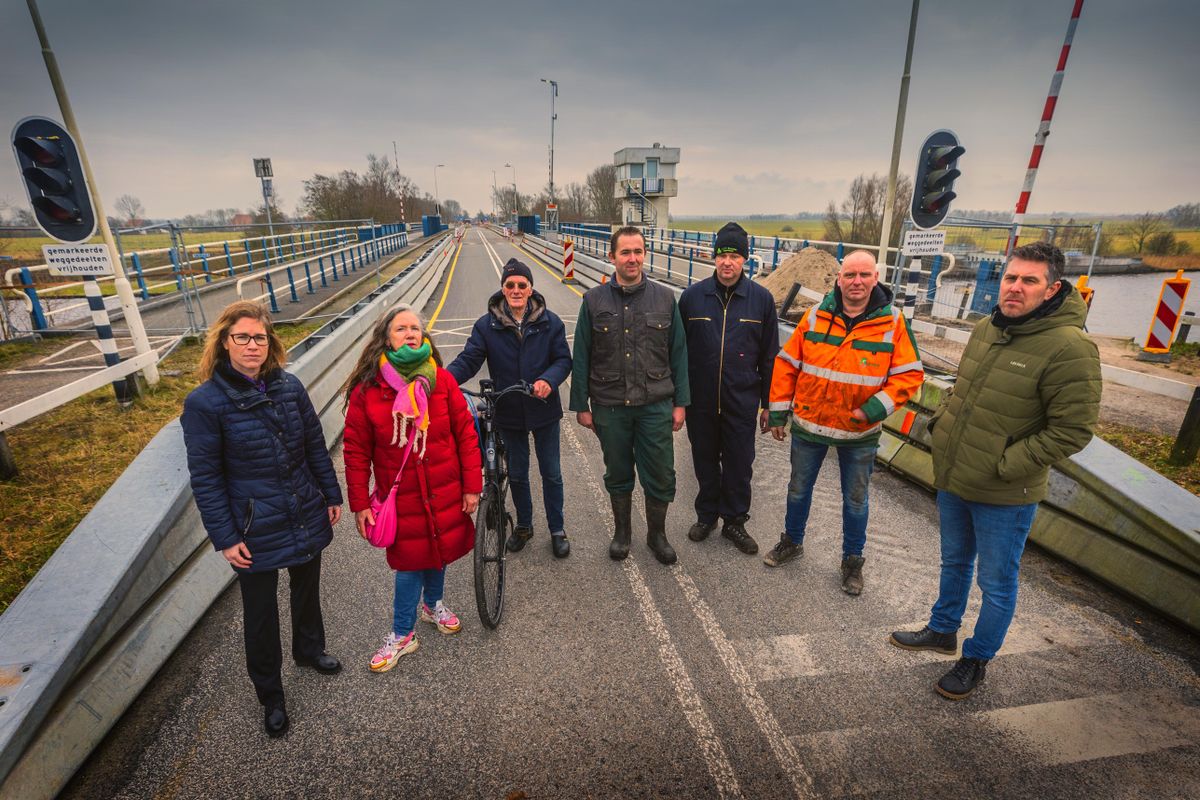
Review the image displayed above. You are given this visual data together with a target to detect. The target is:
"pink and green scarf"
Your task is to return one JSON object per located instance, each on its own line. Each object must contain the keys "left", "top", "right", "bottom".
{"left": 378, "top": 338, "right": 437, "bottom": 457}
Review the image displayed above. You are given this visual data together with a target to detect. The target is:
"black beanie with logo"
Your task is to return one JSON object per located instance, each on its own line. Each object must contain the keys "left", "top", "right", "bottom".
{"left": 713, "top": 222, "right": 749, "bottom": 259}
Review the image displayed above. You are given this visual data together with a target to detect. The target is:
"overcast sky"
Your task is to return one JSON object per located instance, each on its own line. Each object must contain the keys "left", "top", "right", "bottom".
{"left": 2, "top": 0, "right": 1197, "bottom": 220}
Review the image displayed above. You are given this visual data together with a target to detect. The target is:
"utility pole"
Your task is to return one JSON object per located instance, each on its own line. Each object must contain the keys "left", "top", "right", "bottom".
{"left": 25, "top": 0, "right": 159, "bottom": 384}
{"left": 506, "top": 162, "right": 519, "bottom": 216}
{"left": 877, "top": 0, "right": 919, "bottom": 279}
{"left": 492, "top": 170, "right": 498, "bottom": 219}
{"left": 540, "top": 78, "right": 558, "bottom": 201}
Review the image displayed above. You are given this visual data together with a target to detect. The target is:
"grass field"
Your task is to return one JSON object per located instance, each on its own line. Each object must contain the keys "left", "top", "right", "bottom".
{"left": 0, "top": 230, "right": 247, "bottom": 262}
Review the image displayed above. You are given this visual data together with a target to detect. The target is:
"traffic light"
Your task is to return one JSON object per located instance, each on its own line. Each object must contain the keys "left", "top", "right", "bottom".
{"left": 910, "top": 129, "right": 965, "bottom": 230}
{"left": 11, "top": 116, "right": 96, "bottom": 243}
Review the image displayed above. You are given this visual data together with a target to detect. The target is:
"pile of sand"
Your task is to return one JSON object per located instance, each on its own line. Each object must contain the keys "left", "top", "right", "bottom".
{"left": 756, "top": 247, "right": 839, "bottom": 305}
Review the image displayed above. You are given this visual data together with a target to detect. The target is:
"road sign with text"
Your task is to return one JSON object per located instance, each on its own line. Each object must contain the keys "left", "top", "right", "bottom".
{"left": 42, "top": 243, "right": 114, "bottom": 276}
{"left": 902, "top": 229, "right": 947, "bottom": 256}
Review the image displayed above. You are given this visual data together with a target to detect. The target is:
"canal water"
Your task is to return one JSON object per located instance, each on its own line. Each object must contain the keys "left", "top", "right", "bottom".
{"left": 1083, "top": 270, "right": 1197, "bottom": 340}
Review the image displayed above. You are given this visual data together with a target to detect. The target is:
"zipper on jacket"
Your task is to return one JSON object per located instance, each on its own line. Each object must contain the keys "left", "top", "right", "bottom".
{"left": 717, "top": 293, "right": 731, "bottom": 415}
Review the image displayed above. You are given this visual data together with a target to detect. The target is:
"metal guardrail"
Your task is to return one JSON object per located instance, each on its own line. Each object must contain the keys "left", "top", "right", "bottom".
{"left": 0, "top": 234, "right": 455, "bottom": 799}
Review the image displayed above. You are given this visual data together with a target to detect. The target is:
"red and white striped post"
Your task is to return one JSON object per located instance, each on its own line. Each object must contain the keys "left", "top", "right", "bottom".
{"left": 1004, "top": 0, "right": 1085, "bottom": 258}
{"left": 1138, "top": 270, "right": 1192, "bottom": 362}
{"left": 562, "top": 238, "right": 577, "bottom": 284}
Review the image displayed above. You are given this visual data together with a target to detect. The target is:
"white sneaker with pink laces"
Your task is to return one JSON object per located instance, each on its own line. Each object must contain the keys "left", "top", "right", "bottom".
{"left": 419, "top": 600, "right": 462, "bottom": 634}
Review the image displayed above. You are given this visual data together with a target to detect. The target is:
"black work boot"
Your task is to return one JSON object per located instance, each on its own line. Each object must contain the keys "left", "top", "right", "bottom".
{"left": 889, "top": 626, "right": 958, "bottom": 655}
{"left": 763, "top": 533, "right": 802, "bottom": 567}
{"left": 506, "top": 525, "right": 533, "bottom": 553}
{"left": 609, "top": 494, "right": 633, "bottom": 561}
{"left": 644, "top": 497, "right": 677, "bottom": 565}
{"left": 688, "top": 519, "right": 717, "bottom": 542}
{"left": 936, "top": 657, "right": 988, "bottom": 700}
{"left": 840, "top": 555, "right": 865, "bottom": 596}
{"left": 721, "top": 515, "right": 758, "bottom": 555}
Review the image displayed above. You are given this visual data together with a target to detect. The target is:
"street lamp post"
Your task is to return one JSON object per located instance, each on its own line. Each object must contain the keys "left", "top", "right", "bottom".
{"left": 492, "top": 169, "right": 498, "bottom": 219}
{"left": 434, "top": 164, "right": 445, "bottom": 216}
{"left": 540, "top": 78, "right": 558, "bottom": 202}
{"left": 505, "top": 162, "right": 518, "bottom": 217}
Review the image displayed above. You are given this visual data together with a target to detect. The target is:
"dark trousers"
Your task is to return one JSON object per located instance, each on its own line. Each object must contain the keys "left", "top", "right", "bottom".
{"left": 500, "top": 420, "right": 565, "bottom": 533}
{"left": 592, "top": 400, "right": 676, "bottom": 502}
{"left": 236, "top": 552, "right": 326, "bottom": 708}
{"left": 686, "top": 408, "right": 758, "bottom": 523}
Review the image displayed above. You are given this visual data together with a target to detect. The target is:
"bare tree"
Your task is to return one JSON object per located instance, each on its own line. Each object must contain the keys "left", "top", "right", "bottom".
{"left": 114, "top": 194, "right": 145, "bottom": 225}
{"left": 1123, "top": 212, "right": 1165, "bottom": 254}
{"left": 823, "top": 173, "right": 912, "bottom": 248}
{"left": 586, "top": 164, "right": 620, "bottom": 224}
{"left": 559, "top": 181, "right": 590, "bottom": 221}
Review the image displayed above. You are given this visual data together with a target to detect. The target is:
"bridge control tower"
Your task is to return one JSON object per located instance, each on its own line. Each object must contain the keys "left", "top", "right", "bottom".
{"left": 614, "top": 143, "right": 679, "bottom": 227}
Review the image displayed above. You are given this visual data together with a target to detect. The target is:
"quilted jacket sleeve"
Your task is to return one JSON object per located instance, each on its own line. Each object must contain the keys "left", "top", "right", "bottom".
{"left": 998, "top": 332, "right": 1101, "bottom": 480}
{"left": 539, "top": 313, "right": 574, "bottom": 389}
{"left": 342, "top": 384, "right": 375, "bottom": 513}
{"left": 295, "top": 377, "right": 343, "bottom": 506}
{"left": 181, "top": 386, "right": 238, "bottom": 552}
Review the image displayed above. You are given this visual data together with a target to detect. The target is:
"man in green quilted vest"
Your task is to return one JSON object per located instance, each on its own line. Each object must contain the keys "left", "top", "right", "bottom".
{"left": 890, "top": 241, "right": 1101, "bottom": 700}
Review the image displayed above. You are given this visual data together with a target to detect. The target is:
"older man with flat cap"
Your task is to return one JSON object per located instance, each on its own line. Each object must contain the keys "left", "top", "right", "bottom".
{"left": 448, "top": 257, "right": 573, "bottom": 557}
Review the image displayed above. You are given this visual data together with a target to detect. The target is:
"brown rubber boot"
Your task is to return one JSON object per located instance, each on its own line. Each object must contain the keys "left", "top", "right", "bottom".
{"left": 841, "top": 555, "right": 865, "bottom": 596}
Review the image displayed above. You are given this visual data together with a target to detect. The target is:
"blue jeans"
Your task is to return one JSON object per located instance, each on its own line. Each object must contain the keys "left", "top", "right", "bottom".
{"left": 928, "top": 491, "right": 1038, "bottom": 661}
{"left": 393, "top": 567, "right": 446, "bottom": 636}
{"left": 784, "top": 437, "right": 875, "bottom": 557}
{"left": 500, "top": 421, "right": 565, "bottom": 534}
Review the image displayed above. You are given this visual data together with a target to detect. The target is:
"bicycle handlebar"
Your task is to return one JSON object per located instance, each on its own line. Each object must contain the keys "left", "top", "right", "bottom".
{"left": 461, "top": 380, "right": 540, "bottom": 404}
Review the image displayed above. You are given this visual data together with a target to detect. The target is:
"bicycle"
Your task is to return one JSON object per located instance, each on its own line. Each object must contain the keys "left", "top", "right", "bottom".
{"left": 460, "top": 379, "right": 532, "bottom": 629}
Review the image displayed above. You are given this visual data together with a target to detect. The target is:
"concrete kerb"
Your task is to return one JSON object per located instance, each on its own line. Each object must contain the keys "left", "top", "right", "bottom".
{"left": 0, "top": 237, "right": 456, "bottom": 799}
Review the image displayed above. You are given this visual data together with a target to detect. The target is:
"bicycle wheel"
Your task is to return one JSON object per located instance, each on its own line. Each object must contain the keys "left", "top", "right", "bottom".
{"left": 474, "top": 478, "right": 511, "bottom": 629}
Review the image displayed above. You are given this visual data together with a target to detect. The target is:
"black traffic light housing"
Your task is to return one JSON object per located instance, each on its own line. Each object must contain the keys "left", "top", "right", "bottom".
{"left": 910, "top": 129, "right": 965, "bottom": 230}
{"left": 11, "top": 116, "right": 96, "bottom": 243}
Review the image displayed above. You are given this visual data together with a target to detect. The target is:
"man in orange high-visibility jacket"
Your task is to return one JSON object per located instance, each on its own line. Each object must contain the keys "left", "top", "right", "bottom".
{"left": 765, "top": 250, "right": 924, "bottom": 595}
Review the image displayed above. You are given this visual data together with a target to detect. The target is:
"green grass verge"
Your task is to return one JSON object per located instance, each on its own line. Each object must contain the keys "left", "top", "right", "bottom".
{"left": 1095, "top": 422, "right": 1199, "bottom": 496}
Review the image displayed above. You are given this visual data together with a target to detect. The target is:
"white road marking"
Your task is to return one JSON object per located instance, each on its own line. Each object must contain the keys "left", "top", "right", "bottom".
{"left": 561, "top": 420, "right": 744, "bottom": 800}
{"left": 672, "top": 568, "right": 817, "bottom": 799}
{"left": 977, "top": 689, "right": 1200, "bottom": 765}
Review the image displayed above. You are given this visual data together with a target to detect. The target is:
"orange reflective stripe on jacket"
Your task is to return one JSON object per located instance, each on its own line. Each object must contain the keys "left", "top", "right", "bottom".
{"left": 769, "top": 298, "right": 924, "bottom": 444}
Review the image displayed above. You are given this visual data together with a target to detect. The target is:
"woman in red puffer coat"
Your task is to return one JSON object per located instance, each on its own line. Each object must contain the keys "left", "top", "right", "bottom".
{"left": 342, "top": 303, "right": 481, "bottom": 673}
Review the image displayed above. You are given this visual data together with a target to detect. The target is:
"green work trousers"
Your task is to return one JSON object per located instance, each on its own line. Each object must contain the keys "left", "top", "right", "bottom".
{"left": 591, "top": 400, "right": 676, "bottom": 502}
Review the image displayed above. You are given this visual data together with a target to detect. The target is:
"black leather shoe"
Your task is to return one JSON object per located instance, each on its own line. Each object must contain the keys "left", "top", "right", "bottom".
{"left": 688, "top": 520, "right": 717, "bottom": 542}
{"left": 294, "top": 652, "right": 342, "bottom": 674}
{"left": 889, "top": 626, "right": 957, "bottom": 655}
{"left": 507, "top": 525, "right": 533, "bottom": 553}
{"left": 264, "top": 704, "right": 289, "bottom": 738}
{"left": 936, "top": 657, "right": 988, "bottom": 700}
{"left": 551, "top": 534, "right": 571, "bottom": 559}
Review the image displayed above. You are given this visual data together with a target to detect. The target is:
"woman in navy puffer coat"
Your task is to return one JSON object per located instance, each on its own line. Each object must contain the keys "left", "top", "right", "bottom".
{"left": 181, "top": 301, "right": 343, "bottom": 739}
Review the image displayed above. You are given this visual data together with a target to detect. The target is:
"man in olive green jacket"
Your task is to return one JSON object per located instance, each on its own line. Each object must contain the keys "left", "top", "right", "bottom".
{"left": 890, "top": 241, "right": 1101, "bottom": 700}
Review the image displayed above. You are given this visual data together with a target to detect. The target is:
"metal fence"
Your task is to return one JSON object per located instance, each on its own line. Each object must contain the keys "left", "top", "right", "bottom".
{"left": 0, "top": 220, "right": 417, "bottom": 339}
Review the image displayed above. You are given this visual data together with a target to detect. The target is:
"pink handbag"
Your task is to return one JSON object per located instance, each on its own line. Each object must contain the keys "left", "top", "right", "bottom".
{"left": 364, "top": 439, "right": 414, "bottom": 548}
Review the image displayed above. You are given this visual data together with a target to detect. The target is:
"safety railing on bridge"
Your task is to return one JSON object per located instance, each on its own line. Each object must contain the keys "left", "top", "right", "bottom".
{"left": 1, "top": 221, "right": 415, "bottom": 336}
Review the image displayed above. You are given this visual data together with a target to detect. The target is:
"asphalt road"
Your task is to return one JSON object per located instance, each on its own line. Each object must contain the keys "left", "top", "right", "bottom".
{"left": 64, "top": 226, "right": 1200, "bottom": 799}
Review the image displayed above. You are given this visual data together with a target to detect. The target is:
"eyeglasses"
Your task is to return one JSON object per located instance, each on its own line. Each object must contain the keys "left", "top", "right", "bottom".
{"left": 503, "top": 281, "right": 530, "bottom": 290}
{"left": 229, "top": 333, "right": 269, "bottom": 346}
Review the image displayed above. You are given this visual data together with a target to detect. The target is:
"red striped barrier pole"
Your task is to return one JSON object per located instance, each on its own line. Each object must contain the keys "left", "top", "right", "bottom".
{"left": 562, "top": 238, "right": 577, "bottom": 284}
{"left": 1138, "top": 270, "right": 1191, "bottom": 362}
{"left": 1005, "top": 0, "right": 1085, "bottom": 258}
